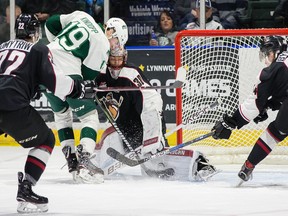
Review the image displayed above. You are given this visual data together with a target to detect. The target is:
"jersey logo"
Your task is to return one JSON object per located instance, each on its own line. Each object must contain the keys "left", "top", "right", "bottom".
{"left": 276, "top": 51, "right": 288, "bottom": 62}
{"left": 100, "top": 92, "right": 123, "bottom": 120}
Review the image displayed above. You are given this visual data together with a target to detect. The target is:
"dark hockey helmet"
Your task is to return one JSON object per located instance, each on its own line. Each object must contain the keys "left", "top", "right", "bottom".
{"left": 15, "top": 13, "right": 40, "bottom": 40}
{"left": 259, "top": 36, "right": 287, "bottom": 59}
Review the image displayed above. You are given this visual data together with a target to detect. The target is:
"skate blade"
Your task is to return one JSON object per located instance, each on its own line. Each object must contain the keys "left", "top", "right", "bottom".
{"left": 236, "top": 179, "right": 245, "bottom": 187}
{"left": 71, "top": 170, "right": 78, "bottom": 182}
{"left": 17, "top": 201, "right": 48, "bottom": 213}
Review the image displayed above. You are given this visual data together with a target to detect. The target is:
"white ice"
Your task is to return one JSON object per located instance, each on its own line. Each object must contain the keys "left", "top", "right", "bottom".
{"left": 1, "top": 146, "right": 288, "bottom": 216}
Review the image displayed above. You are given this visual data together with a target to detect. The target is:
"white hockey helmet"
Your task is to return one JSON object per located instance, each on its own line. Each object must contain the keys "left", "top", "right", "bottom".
{"left": 105, "top": 18, "right": 128, "bottom": 46}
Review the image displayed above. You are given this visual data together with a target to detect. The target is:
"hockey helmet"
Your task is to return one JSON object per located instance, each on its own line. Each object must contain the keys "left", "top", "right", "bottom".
{"left": 105, "top": 18, "right": 128, "bottom": 47}
{"left": 15, "top": 13, "right": 40, "bottom": 41}
{"left": 259, "top": 36, "right": 287, "bottom": 60}
{"left": 108, "top": 38, "right": 127, "bottom": 79}
{"left": 109, "top": 38, "right": 127, "bottom": 60}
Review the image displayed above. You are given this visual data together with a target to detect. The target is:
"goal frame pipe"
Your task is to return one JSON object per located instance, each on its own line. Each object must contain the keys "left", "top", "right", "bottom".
{"left": 174, "top": 28, "right": 288, "bottom": 145}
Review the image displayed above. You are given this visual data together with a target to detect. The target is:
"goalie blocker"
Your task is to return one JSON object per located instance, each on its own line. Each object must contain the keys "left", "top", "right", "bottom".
{"left": 92, "top": 127, "right": 218, "bottom": 181}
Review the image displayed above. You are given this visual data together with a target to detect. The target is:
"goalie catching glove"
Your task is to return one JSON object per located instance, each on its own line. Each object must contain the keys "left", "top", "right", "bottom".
{"left": 212, "top": 114, "right": 237, "bottom": 139}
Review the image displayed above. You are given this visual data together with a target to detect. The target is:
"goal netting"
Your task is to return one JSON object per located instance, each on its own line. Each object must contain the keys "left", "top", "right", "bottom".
{"left": 174, "top": 29, "right": 288, "bottom": 164}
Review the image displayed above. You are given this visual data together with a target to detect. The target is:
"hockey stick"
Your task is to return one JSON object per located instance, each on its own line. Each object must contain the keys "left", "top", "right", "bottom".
{"left": 106, "top": 98, "right": 222, "bottom": 167}
{"left": 94, "top": 95, "right": 174, "bottom": 178}
{"left": 165, "top": 98, "right": 222, "bottom": 137}
{"left": 107, "top": 131, "right": 215, "bottom": 167}
{"left": 93, "top": 66, "right": 186, "bottom": 92}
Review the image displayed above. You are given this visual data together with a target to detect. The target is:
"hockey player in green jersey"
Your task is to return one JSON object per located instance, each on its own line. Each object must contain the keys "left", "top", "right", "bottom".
{"left": 44, "top": 10, "right": 128, "bottom": 183}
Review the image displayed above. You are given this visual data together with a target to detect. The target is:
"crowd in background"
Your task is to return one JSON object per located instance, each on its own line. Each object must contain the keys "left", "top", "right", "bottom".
{"left": 0, "top": 0, "right": 287, "bottom": 46}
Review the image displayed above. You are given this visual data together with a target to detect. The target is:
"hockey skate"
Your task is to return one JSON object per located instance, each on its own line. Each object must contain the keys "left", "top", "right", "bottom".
{"left": 193, "top": 154, "right": 219, "bottom": 181}
{"left": 237, "top": 160, "right": 254, "bottom": 187}
{"left": 16, "top": 172, "right": 48, "bottom": 213}
{"left": 62, "top": 145, "right": 78, "bottom": 180}
{"left": 75, "top": 144, "right": 104, "bottom": 184}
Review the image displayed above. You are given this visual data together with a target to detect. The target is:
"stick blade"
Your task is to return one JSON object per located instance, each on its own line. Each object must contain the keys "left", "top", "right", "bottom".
{"left": 106, "top": 147, "right": 141, "bottom": 166}
{"left": 175, "top": 66, "right": 186, "bottom": 86}
{"left": 172, "top": 80, "right": 184, "bottom": 88}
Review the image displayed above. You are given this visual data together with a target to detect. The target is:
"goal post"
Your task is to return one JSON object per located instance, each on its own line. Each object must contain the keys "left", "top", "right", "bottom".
{"left": 174, "top": 29, "right": 288, "bottom": 164}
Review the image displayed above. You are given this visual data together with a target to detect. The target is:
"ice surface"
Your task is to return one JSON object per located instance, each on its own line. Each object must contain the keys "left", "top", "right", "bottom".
{"left": 1, "top": 146, "right": 288, "bottom": 216}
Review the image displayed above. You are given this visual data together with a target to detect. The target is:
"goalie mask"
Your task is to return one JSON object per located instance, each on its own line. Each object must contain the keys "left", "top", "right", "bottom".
{"left": 108, "top": 38, "right": 127, "bottom": 79}
{"left": 15, "top": 13, "right": 41, "bottom": 43}
{"left": 105, "top": 18, "right": 128, "bottom": 47}
{"left": 259, "top": 36, "right": 287, "bottom": 65}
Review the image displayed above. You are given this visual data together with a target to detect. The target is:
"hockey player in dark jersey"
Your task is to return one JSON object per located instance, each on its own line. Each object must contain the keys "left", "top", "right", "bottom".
{"left": 212, "top": 36, "right": 288, "bottom": 184}
{"left": 0, "top": 14, "right": 93, "bottom": 213}
{"left": 93, "top": 39, "right": 218, "bottom": 181}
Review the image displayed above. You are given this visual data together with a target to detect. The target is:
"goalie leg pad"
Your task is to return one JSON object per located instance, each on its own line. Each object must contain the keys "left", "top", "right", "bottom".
{"left": 140, "top": 149, "right": 218, "bottom": 181}
{"left": 191, "top": 151, "right": 218, "bottom": 181}
{"left": 94, "top": 127, "right": 129, "bottom": 176}
{"left": 141, "top": 109, "right": 165, "bottom": 155}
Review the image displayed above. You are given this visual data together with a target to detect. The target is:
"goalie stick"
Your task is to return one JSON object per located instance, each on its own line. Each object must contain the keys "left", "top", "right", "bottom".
{"left": 94, "top": 95, "right": 175, "bottom": 178}
{"left": 102, "top": 99, "right": 221, "bottom": 176}
{"left": 93, "top": 66, "right": 186, "bottom": 92}
{"left": 107, "top": 131, "right": 215, "bottom": 167}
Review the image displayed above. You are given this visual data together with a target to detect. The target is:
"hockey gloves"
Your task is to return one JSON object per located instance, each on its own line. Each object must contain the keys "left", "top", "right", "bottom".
{"left": 69, "top": 80, "right": 96, "bottom": 99}
{"left": 266, "top": 99, "right": 282, "bottom": 111}
{"left": 212, "top": 114, "right": 237, "bottom": 139}
{"left": 253, "top": 98, "right": 282, "bottom": 124}
{"left": 80, "top": 80, "right": 96, "bottom": 99}
{"left": 31, "top": 85, "right": 46, "bottom": 100}
{"left": 253, "top": 109, "right": 268, "bottom": 124}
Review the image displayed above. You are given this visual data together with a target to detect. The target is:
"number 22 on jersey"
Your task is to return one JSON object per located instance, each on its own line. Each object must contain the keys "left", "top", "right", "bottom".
{"left": 0, "top": 50, "right": 25, "bottom": 75}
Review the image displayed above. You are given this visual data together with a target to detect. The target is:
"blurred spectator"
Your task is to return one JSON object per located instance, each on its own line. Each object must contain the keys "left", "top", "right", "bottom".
{"left": 149, "top": 9, "right": 178, "bottom": 46}
{"left": 212, "top": 0, "right": 248, "bottom": 29}
{"left": 186, "top": 0, "right": 223, "bottom": 30}
{"left": 273, "top": 0, "right": 288, "bottom": 27}
{"left": 93, "top": 0, "right": 104, "bottom": 23}
{"left": 21, "top": 0, "right": 80, "bottom": 20}
{"left": 0, "top": 5, "right": 22, "bottom": 43}
{"left": 21, "top": 0, "right": 80, "bottom": 44}
{"left": 0, "top": 0, "right": 23, "bottom": 23}
{"left": 85, "top": 0, "right": 94, "bottom": 16}
{"left": 6, "top": 4, "right": 22, "bottom": 24}
{"left": 21, "top": 1, "right": 53, "bottom": 23}
{"left": 54, "top": 0, "right": 83, "bottom": 14}
{"left": 173, "top": 0, "right": 195, "bottom": 28}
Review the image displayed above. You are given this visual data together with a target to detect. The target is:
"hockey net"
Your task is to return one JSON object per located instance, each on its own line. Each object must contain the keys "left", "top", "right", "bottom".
{"left": 174, "top": 29, "right": 288, "bottom": 164}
